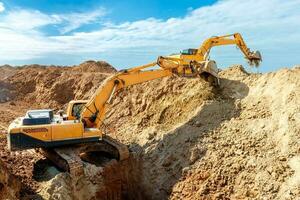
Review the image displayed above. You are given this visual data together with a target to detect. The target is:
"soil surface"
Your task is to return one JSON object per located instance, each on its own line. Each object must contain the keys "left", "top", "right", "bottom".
{"left": 0, "top": 61, "right": 299, "bottom": 199}
{"left": 105, "top": 64, "right": 300, "bottom": 199}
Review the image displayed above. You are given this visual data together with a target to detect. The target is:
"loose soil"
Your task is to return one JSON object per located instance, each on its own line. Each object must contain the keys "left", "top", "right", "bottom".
{"left": 0, "top": 61, "right": 299, "bottom": 199}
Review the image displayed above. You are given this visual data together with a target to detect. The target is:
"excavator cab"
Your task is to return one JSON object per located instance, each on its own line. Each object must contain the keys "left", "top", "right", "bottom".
{"left": 66, "top": 100, "right": 88, "bottom": 120}
{"left": 181, "top": 48, "right": 198, "bottom": 55}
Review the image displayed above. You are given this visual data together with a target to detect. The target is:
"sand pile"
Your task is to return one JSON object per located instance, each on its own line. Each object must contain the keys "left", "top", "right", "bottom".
{"left": 104, "top": 65, "right": 300, "bottom": 199}
{"left": 169, "top": 66, "right": 300, "bottom": 199}
{"left": 0, "top": 61, "right": 299, "bottom": 199}
{"left": 0, "top": 60, "right": 116, "bottom": 109}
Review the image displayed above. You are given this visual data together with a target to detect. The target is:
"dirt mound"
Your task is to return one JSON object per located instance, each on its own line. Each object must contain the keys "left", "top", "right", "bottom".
{"left": 169, "top": 66, "right": 300, "bottom": 199}
{"left": 72, "top": 60, "right": 116, "bottom": 73}
{"left": 0, "top": 63, "right": 299, "bottom": 199}
{"left": 0, "top": 60, "right": 116, "bottom": 109}
{"left": 103, "top": 65, "right": 300, "bottom": 199}
{"left": 0, "top": 65, "right": 17, "bottom": 80}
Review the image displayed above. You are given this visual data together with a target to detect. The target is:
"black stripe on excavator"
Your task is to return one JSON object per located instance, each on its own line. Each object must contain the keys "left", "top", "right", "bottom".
{"left": 8, "top": 132, "right": 100, "bottom": 151}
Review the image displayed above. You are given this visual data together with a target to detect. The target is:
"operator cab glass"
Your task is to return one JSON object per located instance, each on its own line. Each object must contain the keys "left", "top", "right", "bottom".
{"left": 72, "top": 103, "right": 86, "bottom": 119}
{"left": 181, "top": 48, "right": 198, "bottom": 55}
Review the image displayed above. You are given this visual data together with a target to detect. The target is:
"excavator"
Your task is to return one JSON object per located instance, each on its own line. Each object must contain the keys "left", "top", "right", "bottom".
{"left": 7, "top": 33, "right": 262, "bottom": 177}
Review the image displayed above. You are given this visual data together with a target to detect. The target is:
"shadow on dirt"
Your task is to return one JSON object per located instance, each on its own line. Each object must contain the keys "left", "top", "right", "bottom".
{"left": 130, "top": 78, "right": 249, "bottom": 199}
{"left": 32, "top": 159, "right": 62, "bottom": 182}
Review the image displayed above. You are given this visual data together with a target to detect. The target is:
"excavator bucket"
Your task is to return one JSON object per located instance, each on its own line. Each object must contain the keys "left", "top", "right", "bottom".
{"left": 198, "top": 60, "right": 220, "bottom": 86}
{"left": 248, "top": 50, "right": 262, "bottom": 67}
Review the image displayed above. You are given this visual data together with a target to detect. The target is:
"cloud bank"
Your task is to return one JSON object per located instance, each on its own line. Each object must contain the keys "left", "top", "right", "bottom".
{"left": 0, "top": 2, "right": 4, "bottom": 13}
{"left": 0, "top": 0, "right": 299, "bottom": 71}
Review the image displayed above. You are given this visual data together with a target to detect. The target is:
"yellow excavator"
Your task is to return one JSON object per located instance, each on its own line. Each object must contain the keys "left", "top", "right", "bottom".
{"left": 7, "top": 33, "right": 262, "bottom": 176}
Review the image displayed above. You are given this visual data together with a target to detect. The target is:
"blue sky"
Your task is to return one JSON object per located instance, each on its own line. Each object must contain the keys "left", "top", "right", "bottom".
{"left": 0, "top": 0, "right": 299, "bottom": 72}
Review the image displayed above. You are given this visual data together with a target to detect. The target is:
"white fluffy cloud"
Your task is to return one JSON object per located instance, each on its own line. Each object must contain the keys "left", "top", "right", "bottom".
{"left": 0, "top": 2, "right": 4, "bottom": 13}
{"left": 54, "top": 7, "right": 107, "bottom": 34}
{"left": 0, "top": 7, "right": 106, "bottom": 33}
{"left": 0, "top": 10, "right": 59, "bottom": 31}
{"left": 0, "top": 0, "right": 299, "bottom": 70}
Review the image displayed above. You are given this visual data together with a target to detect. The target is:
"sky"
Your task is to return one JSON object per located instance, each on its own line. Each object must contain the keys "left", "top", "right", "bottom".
{"left": 0, "top": 0, "right": 299, "bottom": 72}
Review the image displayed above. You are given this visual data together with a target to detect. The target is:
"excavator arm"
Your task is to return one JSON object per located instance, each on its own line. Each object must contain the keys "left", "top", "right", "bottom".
{"left": 197, "top": 33, "right": 262, "bottom": 66}
{"left": 80, "top": 33, "right": 262, "bottom": 129}
{"left": 80, "top": 59, "right": 196, "bottom": 129}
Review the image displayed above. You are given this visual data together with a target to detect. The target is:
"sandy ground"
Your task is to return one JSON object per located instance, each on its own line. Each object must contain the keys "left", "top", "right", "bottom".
{"left": 105, "top": 65, "right": 300, "bottom": 199}
{"left": 0, "top": 62, "right": 299, "bottom": 199}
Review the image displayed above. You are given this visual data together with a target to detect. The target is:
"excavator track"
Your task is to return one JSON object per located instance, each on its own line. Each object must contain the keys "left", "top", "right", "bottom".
{"left": 38, "top": 136, "right": 129, "bottom": 179}
{"left": 39, "top": 146, "right": 85, "bottom": 178}
{"left": 103, "top": 135, "right": 130, "bottom": 161}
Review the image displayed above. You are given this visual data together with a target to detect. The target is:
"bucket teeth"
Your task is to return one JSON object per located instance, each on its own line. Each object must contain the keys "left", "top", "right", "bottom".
{"left": 248, "top": 50, "right": 262, "bottom": 67}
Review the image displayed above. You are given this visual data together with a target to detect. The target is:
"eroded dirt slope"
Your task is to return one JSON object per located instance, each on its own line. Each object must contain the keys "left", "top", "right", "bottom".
{"left": 0, "top": 60, "right": 115, "bottom": 109}
{"left": 104, "top": 65, "right": 300, "bottom": 199}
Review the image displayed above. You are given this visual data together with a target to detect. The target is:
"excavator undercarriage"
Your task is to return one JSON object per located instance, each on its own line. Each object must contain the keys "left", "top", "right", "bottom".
{"left": 39, "top": 135, "right": 129, "bottom": 179}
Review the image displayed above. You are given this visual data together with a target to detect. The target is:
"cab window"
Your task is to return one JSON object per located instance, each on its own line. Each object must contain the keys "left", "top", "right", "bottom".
{"left": 72, "top": 103, "right": 86, "bottom": 119}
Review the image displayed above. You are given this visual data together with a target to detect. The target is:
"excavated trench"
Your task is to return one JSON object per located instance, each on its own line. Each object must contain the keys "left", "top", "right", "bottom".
{"left": 0, "top": 146, "right": 146, "bottom": 200}
{"left": 30, "top": 149, "right": 145, "bottom": 200}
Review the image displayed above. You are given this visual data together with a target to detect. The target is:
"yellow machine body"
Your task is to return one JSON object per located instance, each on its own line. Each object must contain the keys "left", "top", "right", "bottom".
{"left": 8, "top": 113, "right": 101, "bottom": 150}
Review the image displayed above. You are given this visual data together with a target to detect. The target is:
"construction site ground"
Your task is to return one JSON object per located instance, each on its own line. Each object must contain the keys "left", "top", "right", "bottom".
{"left": 0, "top": 61, "right": 299, "bottom": 199}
